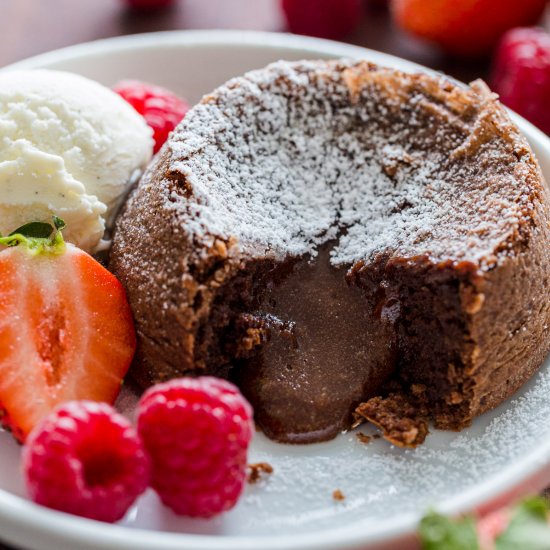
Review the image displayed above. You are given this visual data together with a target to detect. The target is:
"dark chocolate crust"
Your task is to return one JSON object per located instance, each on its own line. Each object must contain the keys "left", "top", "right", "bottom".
{"left": 110, "top": 60, "right": 550, "bottom": 441}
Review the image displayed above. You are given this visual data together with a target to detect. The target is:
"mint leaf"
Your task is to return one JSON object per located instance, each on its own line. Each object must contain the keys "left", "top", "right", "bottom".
{"left": 419, "top": 511, "right": 479, "bottom": 550}
{"left": 8, "top": 221, "right": 53, "bottom": 239}
{"left": 496, "top": 497, "right": 550, "bottom": 550}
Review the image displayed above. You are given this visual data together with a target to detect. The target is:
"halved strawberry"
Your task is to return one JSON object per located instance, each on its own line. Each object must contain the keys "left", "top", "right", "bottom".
{"left": 0, "top": 218, "right": 136, "bottom": 442}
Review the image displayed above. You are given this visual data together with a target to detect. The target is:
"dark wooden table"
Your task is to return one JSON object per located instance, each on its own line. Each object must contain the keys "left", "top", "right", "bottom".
{"left": 0, "top": 1, "right": 546, "bottom": 549}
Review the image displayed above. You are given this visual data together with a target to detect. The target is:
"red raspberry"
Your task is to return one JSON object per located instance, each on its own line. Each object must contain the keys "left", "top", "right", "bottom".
{"left": 22, "top": 401, "right": 150, "bottom": 523}
{"left": 492, "top": 27, "right": 550, "bottom": 134}
{"left": 137, "top": 377, "right": 253, "bottom": 518}
{"left": 392, "top": 0, "right": 547, "bottom": 57}
{"left": 114, "top": 80, "right": 190, "bottom": 154}
{"left": 281, "top": 0, "right": 363, "bottom": 40}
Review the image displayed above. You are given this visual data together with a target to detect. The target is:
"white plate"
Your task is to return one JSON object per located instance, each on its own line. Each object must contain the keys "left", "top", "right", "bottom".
{"left": 1, "top": 30, "right": 549, "bottom": 550}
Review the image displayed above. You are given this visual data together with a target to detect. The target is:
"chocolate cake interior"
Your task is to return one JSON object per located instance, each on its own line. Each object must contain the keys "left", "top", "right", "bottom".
{"left": 232, "top": 243, "right": 396, "bottom": 443}
{"left": 196, "top": 241, "right": 473, "bottom": 444}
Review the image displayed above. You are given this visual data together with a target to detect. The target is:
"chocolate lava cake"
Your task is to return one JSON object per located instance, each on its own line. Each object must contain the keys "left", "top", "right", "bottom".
{"left": 110, "top": 60, "right": 550, "bottom": 446}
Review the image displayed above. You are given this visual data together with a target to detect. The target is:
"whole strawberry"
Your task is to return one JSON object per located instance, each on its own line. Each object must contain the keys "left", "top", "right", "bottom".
{"left": 492, "top": 27, "right": 550, "bottom": 135}
{"left": 392, "top": 0, "right": 547, "bottom": 57}
{"left": 137, "top": 377, "right": 253, "bottom": 518}
{"left": 23, "top": 401, "right": 150, "bottom": 523}
{"left": 114, "top": 80, "right": 189, "bottom": 153}
{"left": 281, "top": 0, "right": 363, "bottom": 40}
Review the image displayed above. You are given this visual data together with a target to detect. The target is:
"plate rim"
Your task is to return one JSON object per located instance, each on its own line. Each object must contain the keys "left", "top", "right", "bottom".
{"left": 1, "top": 28, "right": 549, "bottom": 550}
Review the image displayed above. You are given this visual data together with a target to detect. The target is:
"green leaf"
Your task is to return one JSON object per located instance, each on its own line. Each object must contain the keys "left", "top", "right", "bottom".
{"left": 8, "top": 221, "right": 53, "bottom": 239}
{"left": 0, "top": 216, "right": 67, "bottom": 256}
{"left": 419, "top": 511, "right": 480, "bottom": 550}
{"left": 496, "top": 497, "right": 550, "bottom": 550}
{"left": 52, "top": 215, "right": 66, "bottom": 231}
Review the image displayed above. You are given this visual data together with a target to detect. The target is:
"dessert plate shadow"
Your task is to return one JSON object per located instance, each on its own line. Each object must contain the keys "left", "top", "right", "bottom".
{"left": 1, "top": 30, "right": 549, "bottom": 550}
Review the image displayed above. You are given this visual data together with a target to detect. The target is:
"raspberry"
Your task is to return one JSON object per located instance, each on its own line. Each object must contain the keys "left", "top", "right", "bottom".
{"left": 137, "top": 377, "right": 253, "bottom": 518}
{"left": 114, "top": 80, "right": 190, "bottom": 154}
{"left": 392, "top": 0, "right": 547, "bottom": 57}
{"left": 281, "top": 0, "right": 363, "bottom": 40}
{"left": 22, "top": 401, "right": 150, "bottom": 523}
{"left": 492, "top": 27, "right": 550, "bottom": 134}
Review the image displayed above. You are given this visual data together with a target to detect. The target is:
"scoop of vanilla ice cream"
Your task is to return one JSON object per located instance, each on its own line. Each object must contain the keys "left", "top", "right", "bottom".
{"left": 0, "top": 69, "right": 153, "bottom": 251}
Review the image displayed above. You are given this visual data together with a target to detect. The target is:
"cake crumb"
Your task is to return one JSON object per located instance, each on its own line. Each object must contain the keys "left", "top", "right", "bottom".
{"left": 354, "top": 393, "right": 429, "bottom": 448}
{"left": 332, "top": 489, "right": 345, "bottom": 502}
{"left": 356, "top": 432, "right": 372, "bottom": 444}
{"left": 247, "top": 462, "right": 274, "bottom": 484}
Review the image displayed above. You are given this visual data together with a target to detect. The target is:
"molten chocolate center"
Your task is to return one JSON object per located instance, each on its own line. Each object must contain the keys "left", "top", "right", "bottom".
{"left": 234, "top": 246, "right": 396, "bottom": 443}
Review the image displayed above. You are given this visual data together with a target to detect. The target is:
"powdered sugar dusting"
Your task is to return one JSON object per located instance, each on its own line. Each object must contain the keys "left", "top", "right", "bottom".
{"left": 165, "top": 59, "right": 537, "bottom": 267}
{"left": 0, "top": 347, "right": 548, "bottom": 540}
{"left": 231, "top": 352, "right": 550, "bottom": 536}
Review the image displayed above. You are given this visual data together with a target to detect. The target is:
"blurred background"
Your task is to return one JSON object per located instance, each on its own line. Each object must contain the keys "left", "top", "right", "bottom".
{"left": 1, "top": 0, "right": 549, "bottom": 133}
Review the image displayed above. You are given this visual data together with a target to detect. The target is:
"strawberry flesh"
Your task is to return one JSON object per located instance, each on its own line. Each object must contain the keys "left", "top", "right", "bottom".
{"left": 0, "top": 244, "right": 136, "bottom": 441}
